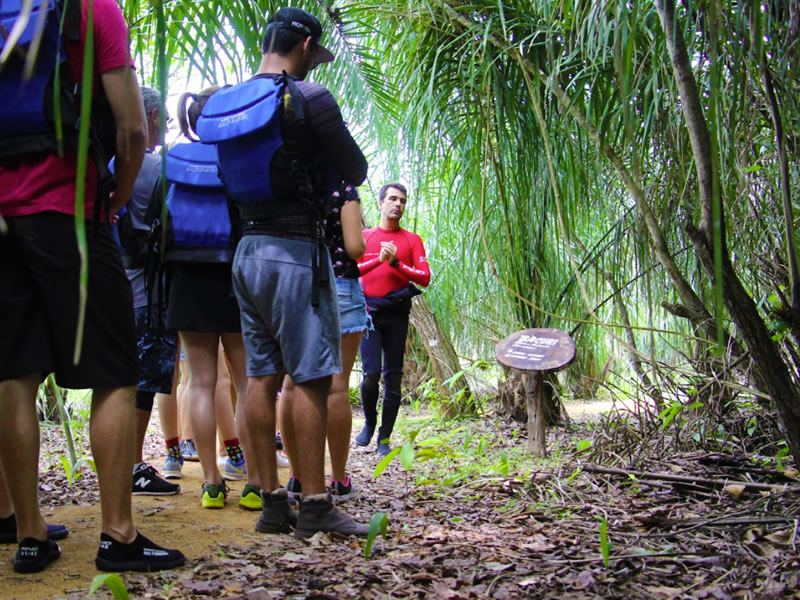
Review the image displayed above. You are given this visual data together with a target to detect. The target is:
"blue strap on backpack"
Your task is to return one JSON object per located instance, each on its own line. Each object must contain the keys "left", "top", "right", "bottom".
{"left": 164, "top": 142, "right": 234, "bottom": 263}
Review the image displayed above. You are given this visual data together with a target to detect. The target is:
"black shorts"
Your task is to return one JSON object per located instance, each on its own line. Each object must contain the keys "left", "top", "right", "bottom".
{"left": 0, "top": 212, "right": 139, "bottom": 389}
{"left": 166, "top": 262, "right": 241, "bottom": 333}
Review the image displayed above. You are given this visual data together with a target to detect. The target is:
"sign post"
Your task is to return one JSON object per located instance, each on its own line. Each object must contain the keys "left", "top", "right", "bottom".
{"left": 495, "top": 328, "right": 576, "bottom": 457}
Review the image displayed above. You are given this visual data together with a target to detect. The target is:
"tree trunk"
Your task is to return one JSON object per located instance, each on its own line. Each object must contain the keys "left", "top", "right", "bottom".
{"left": 409, "top": 294, "right": 472, "bottom": 415}
{"left": 658, "top": 0, "right": 800, "bottom": 460}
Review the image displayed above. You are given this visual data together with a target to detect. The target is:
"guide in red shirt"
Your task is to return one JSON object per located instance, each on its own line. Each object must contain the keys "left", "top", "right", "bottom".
{"left": 356, "top": 183, "right": 430, "bottom": 455}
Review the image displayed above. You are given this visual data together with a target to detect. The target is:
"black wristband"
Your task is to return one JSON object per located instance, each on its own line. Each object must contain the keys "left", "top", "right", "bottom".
{"left": 390, "top": 258, "right": 399, "bottom": 267}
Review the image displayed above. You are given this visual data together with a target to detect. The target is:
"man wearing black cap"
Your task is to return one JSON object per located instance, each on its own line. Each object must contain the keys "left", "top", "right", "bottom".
{"left": 228, "top": 7, "right": 369, "bottom": 539}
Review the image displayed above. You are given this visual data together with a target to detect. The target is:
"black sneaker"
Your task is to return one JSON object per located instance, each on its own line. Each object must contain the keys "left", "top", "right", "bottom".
{"left": 95, "top": 532, "right": 185, "bottom": 572}
{"left": 0, "top": 514, "right": 69, "bottom": 544}
{"left": 132, "top": 463, "right": 180, "bottom": 496}
{"left": 255, "top": 489, "right": 297, "bottom": 534}
{"left": 295, "top": 493, "right": 370, "bottom": 540}
{"left": 286, "top": 476, "right": 302, "bottom": 506}
{"left": 14, "top": 538, "right": 61, "bottom": 573}
{"left": 330, "top": 476, "right": 358, "bottom": 502}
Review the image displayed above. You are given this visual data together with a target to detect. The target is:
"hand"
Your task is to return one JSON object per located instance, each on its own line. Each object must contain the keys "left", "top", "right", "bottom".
{"left": 380, "top": 241, "right": 397, "bottom": 263}
{"left": 109, "top": 214, "right": 120, "bottom": 225}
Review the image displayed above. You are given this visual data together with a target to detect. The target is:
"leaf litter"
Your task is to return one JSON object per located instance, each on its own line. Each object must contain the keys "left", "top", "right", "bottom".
{"left": 5, "top": 410, "right": 800, "bottom": 599}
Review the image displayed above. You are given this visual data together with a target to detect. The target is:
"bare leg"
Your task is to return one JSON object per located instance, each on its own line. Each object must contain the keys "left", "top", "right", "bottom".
{"left": 214, "top": 346, "right": 235, "bottom": 457}
{"left": 134, "top": 408, "right": 151, "bottom": 464}
{"left": 0, "top": 468, "right": 13, "bottom": 518}
{"left": 243, "top": 375, "right": 281, "bottom": 492}
{"left": 177, "top": 360, "right": 192, "bottom": 441}
{"left": 156, "top": 391, "right": 178, "bottom": 441}
{"left": 0, "top": 374, "right": 46, "bottom": 541}
{"left": 91, "top": 386, "right": 137, "bottom": 543}
{"left": 290, "top": 376, "right": 331, "bottom": 496}
{"left": 328, "top": 331, "right": 363, "bottom": 482}
{"left": 157, "top": 346, "right": 181, "bottom": 441}
{"left": 181, "top": 332, "right": 222, "bottom": 486}
{"left": 221, "top": 333, "right": 255, "bottom": 487}
{"left": 279, "top": 376, "right": 298, "bottom": 479}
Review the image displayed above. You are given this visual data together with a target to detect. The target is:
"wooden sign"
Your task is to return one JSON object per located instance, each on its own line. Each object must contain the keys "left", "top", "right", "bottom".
{"left": 495, "top": 328, "right": 575, "bottom": 458}
{"left": 495, "top": 328, "right": 575, "bottom": 374}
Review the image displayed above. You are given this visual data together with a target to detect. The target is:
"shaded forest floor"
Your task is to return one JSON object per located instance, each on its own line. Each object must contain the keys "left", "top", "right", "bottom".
{"left": 3, "top": 401, "right": 800, "bottom": 599}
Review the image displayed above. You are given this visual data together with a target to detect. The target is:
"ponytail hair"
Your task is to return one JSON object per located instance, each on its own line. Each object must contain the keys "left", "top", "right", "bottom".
{"left": 177, "top": 85, "right": 220, "bottom": 141}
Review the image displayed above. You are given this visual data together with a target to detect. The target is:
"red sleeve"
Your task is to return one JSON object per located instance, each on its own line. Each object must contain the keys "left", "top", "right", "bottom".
{"left": 395, "top": 231, "right": 430, "bottom": 287}
{"left": 92, "top": 0, "right": 134, "bottom": 74}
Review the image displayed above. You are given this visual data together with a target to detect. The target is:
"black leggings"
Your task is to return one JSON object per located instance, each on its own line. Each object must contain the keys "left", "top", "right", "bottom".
{"left": 359, "top": 309, "right": 409, "bottom": 439}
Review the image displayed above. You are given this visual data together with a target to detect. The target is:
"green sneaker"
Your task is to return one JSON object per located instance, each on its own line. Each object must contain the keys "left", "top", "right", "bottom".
{"left": 239, "top": 484, "right": 262, "bottom": 511}
{"left": 201, "top": 482, "right": 229, "bottom": 509}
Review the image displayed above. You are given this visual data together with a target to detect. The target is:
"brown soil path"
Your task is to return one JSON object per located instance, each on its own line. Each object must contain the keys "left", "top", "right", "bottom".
{"left": 1, "top": 460, "right": 296, "bottom": 599}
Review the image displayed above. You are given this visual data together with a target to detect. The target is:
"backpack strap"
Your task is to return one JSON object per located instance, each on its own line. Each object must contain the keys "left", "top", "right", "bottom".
{"left": 280, "top": 73, "right": 328, "bottom": 307}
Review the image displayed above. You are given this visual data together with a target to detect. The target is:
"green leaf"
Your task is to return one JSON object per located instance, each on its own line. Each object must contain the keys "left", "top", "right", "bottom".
{"left": 373, "top": 446, "right": 402, "bottom": 479}
{"left": 600, "top": 517, "right": 610, "bottom": 568}
{"left": 399, "top": 443, "right": 415, "bottom": 471}
{"left": 89, "top": 574, "right": 130, "bottom": 599}
{"left": 58, "top": 455, "right": 73, "bottom": 487}
{"left": 363, "top": 512, "right": 388, "bottom": 559}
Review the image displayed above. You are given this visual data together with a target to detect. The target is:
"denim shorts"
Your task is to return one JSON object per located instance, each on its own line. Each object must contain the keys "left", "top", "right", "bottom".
{"left": 232, "top": 234, "right": 341, "bottom": 383}
{"left": 336, "top": 277, "right": 369, "bottom": 335}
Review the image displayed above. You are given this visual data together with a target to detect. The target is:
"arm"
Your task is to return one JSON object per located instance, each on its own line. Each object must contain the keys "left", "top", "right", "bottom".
{"left": 392, "top": 233, "right": 430, "bottom": 287}
{"left": 340, "top": 199, "right": 365, "bottom": 261}
{"left": 102, "top": 66, "right": 146, "bottom": 214}
{"left": 303, "top": 83, "right": 368, "bottom": 186}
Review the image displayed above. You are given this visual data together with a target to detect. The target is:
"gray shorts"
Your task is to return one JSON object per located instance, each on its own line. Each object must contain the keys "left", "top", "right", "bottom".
{"left": 232, "top": 234, "right": 341, "bottom": 383}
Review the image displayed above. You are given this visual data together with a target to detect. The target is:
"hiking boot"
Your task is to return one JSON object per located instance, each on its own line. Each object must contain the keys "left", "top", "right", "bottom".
{"left": 255, "top": 488, "right": 297, "bottom": 534}
{"left": 132, "top": 463, "right": 180, "bottom": 496}
{"left": 162, "top": 455, "right": 183, "bottom": 480}
{"left": 222, "top": 456, "right": 246, "bottom": 481}
{"left": 239, "top": 484, "right": 262, "bottom": 511}
{"left": 180, "top": 439, "right": 199, "bottom": 461}
{"left": 95, "top": 532, "right": 185, "bottom": 572}
{"left": 354, "top": 423, "right": 375, "bottom": 447}
{"left": 286, "top": 476, "right": 302, "bottom": 506}
{"left": 330, "top": 476, "right": 358, "bottom": 502}
{"left": 0, "top": 514, "right": 69, "bottom": 544}
{"left": 376, "top": 440, "right": 391, "bottom": 456}
{"left": 14, "top": 538, "right": 61, "bottom": 573}
{"left": 295, "top": 493, "right": 369, "bottom": 540}
{"left": 201, "top": 482, "right": 229, "bottom": 509}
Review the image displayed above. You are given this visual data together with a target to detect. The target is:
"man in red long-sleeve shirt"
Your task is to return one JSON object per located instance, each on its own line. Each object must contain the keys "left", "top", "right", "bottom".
{"left": 355, "top": 183, "right": 430, "bottom": 455}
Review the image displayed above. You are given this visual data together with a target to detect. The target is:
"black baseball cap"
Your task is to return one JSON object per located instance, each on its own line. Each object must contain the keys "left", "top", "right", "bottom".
{"left": 263, "top": 7, "right": 335, "bottom": 64}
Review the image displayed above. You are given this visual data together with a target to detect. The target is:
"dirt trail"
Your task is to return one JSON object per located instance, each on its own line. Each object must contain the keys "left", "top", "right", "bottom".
{"left": 1, "top": 460, "right": 295, "bottom": 599}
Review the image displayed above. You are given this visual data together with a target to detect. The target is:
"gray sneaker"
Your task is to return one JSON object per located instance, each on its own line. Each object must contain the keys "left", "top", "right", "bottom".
{"left": 295, "top": 493, "right": 370, "bottom": 540}
{"left": 255, "top": 489, "right": 297, "bottom": 534}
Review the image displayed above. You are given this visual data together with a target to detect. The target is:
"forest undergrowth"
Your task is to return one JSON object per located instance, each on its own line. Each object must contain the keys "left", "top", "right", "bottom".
{"left": 24, "top": 397, "right": 800, "bottom": 599}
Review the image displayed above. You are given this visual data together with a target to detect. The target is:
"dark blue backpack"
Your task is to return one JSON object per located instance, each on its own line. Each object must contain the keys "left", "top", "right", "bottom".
{"left": 0, "top": 0, "right": 116, "bottom": 210}
{"left": 163, "top": 142, "right": 234, "bottom": 263}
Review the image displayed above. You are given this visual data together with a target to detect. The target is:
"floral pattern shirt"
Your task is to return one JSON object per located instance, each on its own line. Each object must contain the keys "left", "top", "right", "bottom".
{"left": 324, "top": 182, "right": 361, "bottom": 279}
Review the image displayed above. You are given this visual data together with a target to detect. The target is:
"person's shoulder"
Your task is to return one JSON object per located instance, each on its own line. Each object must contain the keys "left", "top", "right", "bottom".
{"left": 295, "top": 80, "right": 339, "bottom": 109}
{"left": 400, "top": 228, "right": 423, "bottom": 242}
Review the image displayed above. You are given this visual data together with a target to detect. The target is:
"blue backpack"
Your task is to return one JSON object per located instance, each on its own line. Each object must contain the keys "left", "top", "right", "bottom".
{"left": 196, "top": 75, "right": 319, "bottom": 213}
{"left": 0, "top": 0, "right": 116, "bottom": 208}
{"left": 163, "top": 142, "right": 235, "bottom": 263}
